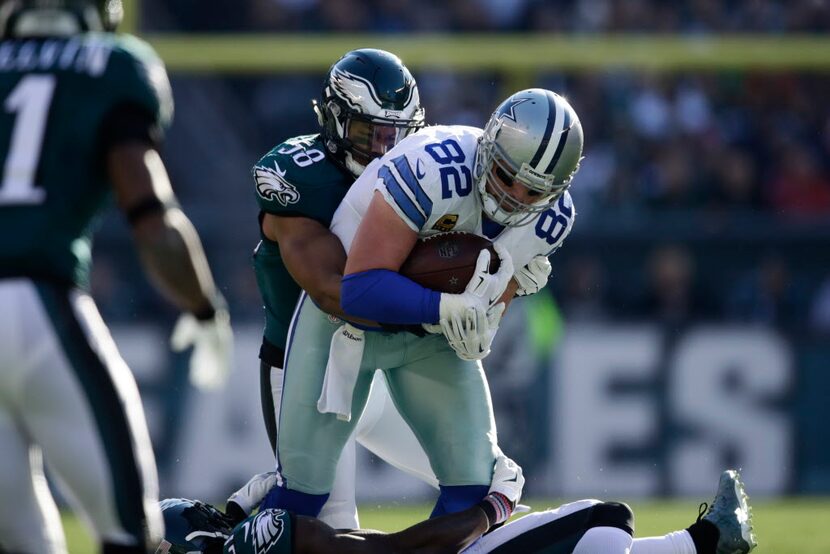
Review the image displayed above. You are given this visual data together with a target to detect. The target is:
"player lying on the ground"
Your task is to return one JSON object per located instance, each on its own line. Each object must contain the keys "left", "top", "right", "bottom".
{"left": 156, "top": 468, "right": 756, "bottom": 554}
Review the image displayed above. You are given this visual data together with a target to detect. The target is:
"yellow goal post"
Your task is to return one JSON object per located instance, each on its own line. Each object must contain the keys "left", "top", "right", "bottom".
{"left": 122, "top": 3, "right": 830, "bottom": 96}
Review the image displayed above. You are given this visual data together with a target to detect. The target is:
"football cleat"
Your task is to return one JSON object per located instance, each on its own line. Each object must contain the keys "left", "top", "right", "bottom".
{"left": 699, "top": 469, "right": 758, "bottom": 554}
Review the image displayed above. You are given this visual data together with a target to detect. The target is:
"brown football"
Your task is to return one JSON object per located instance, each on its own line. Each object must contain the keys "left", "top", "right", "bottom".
{"left": 400, "top": 232, "right": 500, "bottom": 293}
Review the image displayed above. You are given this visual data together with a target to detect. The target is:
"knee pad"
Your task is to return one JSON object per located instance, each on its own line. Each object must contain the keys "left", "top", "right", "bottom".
{"left": 431, "top": 484, "right": 490, "bottom": 518}
{"left": 588, "top": 502, "right": 635, "bottom": 536}
{"left": 260, "top": 484, "right": 329, "bottom": 517}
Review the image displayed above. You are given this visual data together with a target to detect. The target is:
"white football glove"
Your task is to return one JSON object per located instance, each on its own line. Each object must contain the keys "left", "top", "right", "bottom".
{"left": 461, "top": 243, "right": 515, "bottom": 307}
{"left": 489, "top": 449, "right": 525, "bottom": 508}
{"left": 439, "top": 302, "right": 505, "bottom": 361}
{"left": 226, "top": 471, "right": 279, "bottom": 518}
{"left": 170, "top": 306, "right": 233, "bottom": 390}
{"left": 422, "top": 322, "right": 442, "bottom": 334}
{"left": 436, "top": 244, "right": 513, "bottom": 360}
{"left": 514, "top": 255, "right": 552, "bottom": 297}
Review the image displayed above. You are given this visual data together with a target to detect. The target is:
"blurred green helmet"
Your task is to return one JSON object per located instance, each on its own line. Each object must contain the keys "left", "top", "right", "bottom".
{"left": 0, "top": 0, "right": 123, "bottom": 38}
{"left": 156, "top": 498, "right": 234, "bottom": 554}
{"left": 475, "top": 88, "right": 584, "bottom": 226}
{"left": 314, "top": 48, "right": 425, "bottom": 177}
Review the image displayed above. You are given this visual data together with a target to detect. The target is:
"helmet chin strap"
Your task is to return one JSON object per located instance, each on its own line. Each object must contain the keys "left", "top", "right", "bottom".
{"left": 344, "top": 153, "right": 365, "bottom": 177}
{"left": 477, "top": 170, "right": 518, "bottom": 226}
{"left": 478, "top": 177, "right": 539, "bottom": 227}
{"left": 483, "top": 196, "right": 523, "bottom": 226}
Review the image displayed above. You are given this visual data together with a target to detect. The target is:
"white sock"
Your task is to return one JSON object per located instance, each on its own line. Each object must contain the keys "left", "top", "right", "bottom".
{"left": 317, "top": 439, "right": 359, "bottom": 529}
{"left": 572, "top": 527, "right": 633, "bottom": 553}
{"left": 632, "top": 530, "right": 697, "bottom": 554}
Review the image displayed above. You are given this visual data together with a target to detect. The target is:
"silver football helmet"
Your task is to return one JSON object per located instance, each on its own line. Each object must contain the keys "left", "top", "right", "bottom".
{"left": 474, "top": 89, "right": 584, "bottom": 226}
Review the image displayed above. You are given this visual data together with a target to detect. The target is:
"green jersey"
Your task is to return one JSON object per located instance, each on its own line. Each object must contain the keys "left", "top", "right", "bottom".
{"left": 251, "top": 134, "right": 352, "bottom": 359}
{"left": 0, "top": 33, "right": 173, "bottom": 288}
{"left": 224, "top": 509, "right": 293, "bottom": 554}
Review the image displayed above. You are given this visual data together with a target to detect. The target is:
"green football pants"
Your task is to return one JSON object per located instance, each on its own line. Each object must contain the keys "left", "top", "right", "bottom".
{"left": 276, "top": 294, "right": 498, "bottom": 495}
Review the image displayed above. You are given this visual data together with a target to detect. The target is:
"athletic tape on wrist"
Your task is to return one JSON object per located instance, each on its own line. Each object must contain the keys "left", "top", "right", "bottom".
{"left": 477, "top": 492, "right": 514, "bottom": 527}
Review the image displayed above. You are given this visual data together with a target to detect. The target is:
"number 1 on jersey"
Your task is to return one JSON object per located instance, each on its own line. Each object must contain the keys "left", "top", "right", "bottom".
{"left": 0, "top": 75, "right": 56, "bottom": 205}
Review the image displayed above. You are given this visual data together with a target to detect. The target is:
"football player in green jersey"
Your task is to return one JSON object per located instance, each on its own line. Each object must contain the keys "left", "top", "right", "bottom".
{"left": 0, "top": 1, "right": 232, "bottom": 552}
{"left": 159, "top": 452, "right": 527, "bottom": 554}
{"left": 251, "top": 48, "right": 433, "bottom": 528}
{"left": 156, "top": 468, "right": 757, "bottom": 554}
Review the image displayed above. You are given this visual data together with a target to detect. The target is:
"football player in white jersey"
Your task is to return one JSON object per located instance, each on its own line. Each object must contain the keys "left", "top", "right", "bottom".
{"left": 260, "top": 89, "right": 580, "bottom": 520}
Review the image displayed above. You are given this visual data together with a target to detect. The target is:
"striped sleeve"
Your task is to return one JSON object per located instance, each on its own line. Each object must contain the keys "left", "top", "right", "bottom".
{"left": 375, "top": 154, "right": 433, "bottom": 232}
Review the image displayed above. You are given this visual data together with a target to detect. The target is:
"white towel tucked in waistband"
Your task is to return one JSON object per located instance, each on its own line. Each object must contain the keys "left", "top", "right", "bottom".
{"left": 317, "top": 323, "right": 365, "bottom": 422}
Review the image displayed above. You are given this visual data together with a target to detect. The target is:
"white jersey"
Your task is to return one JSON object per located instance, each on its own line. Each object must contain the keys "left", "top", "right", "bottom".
{"left": 331, "top": 125, "right": 576, "bottom": 270}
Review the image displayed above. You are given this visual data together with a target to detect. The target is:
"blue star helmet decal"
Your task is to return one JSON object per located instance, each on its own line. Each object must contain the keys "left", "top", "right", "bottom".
{"left": 496, "top": 97, "right": 533, "bottom": 122}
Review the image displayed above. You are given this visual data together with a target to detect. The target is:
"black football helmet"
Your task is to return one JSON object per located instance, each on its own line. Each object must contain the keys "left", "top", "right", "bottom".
{"left": 156, "top": 498, "right": 235, "bottom": 554}
{"left": 313, "top": 48, "right": 425, "bottom": 177}
{"left": 0, "top": 0, "right": 123, "bottom": 38}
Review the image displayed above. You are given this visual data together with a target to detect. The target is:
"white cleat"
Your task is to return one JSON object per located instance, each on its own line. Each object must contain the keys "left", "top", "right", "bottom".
{"left": 699, "top": 469, "right": 758, "bottom": 554}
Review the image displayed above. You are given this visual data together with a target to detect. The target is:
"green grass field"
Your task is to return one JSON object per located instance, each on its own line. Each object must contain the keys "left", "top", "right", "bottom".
{"left": 62, "top": 498, "right": 830, "bottom": 553}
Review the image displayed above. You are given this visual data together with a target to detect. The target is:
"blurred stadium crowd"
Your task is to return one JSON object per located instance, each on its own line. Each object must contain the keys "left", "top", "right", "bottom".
{"left": 152, "top": 0, "right": 830, "bottom": 33}
{"left": 92, "top": 0, "right": 830, "bottom": 338}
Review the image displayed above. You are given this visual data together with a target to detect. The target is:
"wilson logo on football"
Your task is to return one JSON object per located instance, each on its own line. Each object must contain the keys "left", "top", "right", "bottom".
{"left": 254, "top": 162, "right": 300, "bottom": 207}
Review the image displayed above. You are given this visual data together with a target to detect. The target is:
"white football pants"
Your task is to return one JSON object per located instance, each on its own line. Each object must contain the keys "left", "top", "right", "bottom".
{"left": 267, "top": 365, "right": 436, "bottom": 529}
{"left": 0, "top": 280, "right": 163, "bottom": 553}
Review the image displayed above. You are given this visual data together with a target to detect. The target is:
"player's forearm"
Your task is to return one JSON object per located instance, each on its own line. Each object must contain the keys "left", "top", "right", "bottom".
{"left": 298, "top": 266, "right": 343, "bottom": 317}
{"left": 264, "top": 213, "right": 358, "bottom": 319}
{"left": 340, "top": 269, "right": 441, "bottom": 324}
{"left": 500, "top": 279, "right": 519, "bottom": 310}
{"left": 133, "top": 208, "right": 218, "bottom": 315}
{"left": 326, "top": 509, "right": 486, "bottom": 554}
{"left": 281, "top": 232, "right": 349, "bottom": 317}
{"left": 284, "top": 239, "right": 381, "bottom": 327}
{"left": 385, "top": 506, "right": 489, "bottom": 553}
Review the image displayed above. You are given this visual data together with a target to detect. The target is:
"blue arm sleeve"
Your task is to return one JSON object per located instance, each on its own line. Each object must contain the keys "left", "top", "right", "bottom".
{"left": 341, "top": 269, "right": 441, "bottom": 325}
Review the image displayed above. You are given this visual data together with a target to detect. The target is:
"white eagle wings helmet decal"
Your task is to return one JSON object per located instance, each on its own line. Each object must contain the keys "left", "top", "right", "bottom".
{"left": 329, "top": 67, "right": 418, "bottom": 119}
{"left": 240, "top": 510, "right": 286, "bottom": 553}
{"left": 254, "top": 160, "right": 300, "bottom": 207}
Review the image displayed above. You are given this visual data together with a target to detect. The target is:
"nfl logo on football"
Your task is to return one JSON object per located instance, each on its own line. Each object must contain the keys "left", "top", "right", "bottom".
{"left": 437, "top": 241, "right": 460, "bottom": 259}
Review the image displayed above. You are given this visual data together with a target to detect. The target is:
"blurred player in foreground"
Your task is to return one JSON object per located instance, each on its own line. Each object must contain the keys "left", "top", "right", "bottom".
{"left": 0, "top": 1, "right": 231, "bottom": 552}
{"left": 157, "top": 466, "right": 756, "bottom": 554}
